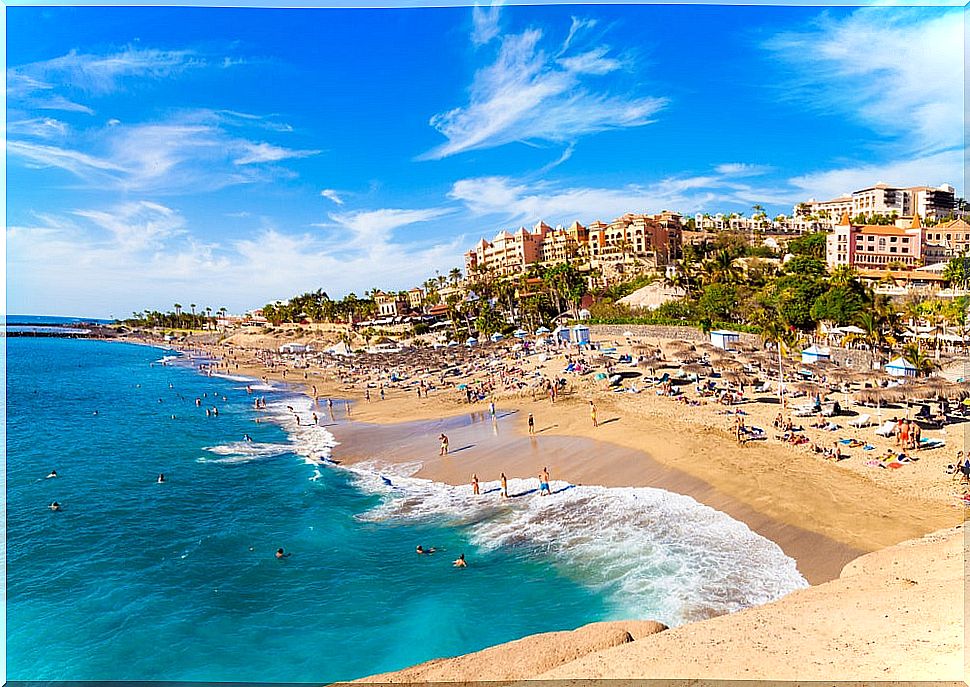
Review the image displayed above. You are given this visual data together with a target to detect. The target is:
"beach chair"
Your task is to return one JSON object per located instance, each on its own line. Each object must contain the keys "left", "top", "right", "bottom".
{"left": 848, "top": 414, "right": 872, "bottom": 428}
{"left": 792, "top": 403, "right": 817, "bottom": 417}
{"left": 874, "top": 420, "right": 896, "bottom": 436}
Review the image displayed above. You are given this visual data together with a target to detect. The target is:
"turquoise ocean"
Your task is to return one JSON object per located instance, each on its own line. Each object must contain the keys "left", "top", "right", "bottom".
{"left": 6, "top": 338, "right": 807, "bottom": 682}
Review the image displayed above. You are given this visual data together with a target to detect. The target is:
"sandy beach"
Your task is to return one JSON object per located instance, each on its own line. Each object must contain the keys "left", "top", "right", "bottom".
{"left": 146, "top": 326, "right": 968, "bottom": 681}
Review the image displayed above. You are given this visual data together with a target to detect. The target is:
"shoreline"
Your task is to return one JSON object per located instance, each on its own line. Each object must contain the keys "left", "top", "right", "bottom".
{"left": 110, "top": 333, "right": 967, "bottom": 680}
{"left": 328, "top": 409, "right": 861, "bottom": 585}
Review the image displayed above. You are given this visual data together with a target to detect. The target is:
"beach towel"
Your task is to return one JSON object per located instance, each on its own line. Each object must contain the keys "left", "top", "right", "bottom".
{"left": 866, "top": 460, "right": 885, "bottom": 468}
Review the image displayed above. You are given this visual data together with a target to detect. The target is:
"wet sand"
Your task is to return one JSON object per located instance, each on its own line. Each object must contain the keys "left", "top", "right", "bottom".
{"left": 328, "top": 407, "right": 863, "bottom": 584}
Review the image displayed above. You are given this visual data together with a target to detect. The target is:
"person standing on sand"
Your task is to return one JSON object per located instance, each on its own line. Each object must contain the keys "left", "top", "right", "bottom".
{"left": 472, "top": 474, "right": 480, "bottom": 495}
{"left": 500, "top": 472, "right": 509, "bottom": 498}
{"left": 489, "top": 400, "right": 496, "bottom": 417}
{"left": 528, "top": 413, "right": 535, "bottom": 435}
{"left": 365, "top": 389, "right": 371, "bottom": 402}
{"left": 439, "top": 433, "right": 449, "bottom": 456}
{"left": 589, "top": 401, "right": 598, "bottom": 427}
{"left": 539, "top": 467, "right": 551, "bottom": 495}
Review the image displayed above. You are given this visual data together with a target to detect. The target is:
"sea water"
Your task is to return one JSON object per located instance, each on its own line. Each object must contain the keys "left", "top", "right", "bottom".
{"left": 6, "top": 338, "right": 807, "bottom": 682}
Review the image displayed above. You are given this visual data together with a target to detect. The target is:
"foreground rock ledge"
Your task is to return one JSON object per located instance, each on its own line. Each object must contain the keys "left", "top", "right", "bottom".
{"left": 348, "top": 525, "right": 966, "bottom": 683}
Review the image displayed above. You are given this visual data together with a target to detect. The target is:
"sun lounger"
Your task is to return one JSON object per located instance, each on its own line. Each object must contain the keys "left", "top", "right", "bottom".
{"left": 874, "top": 420, "right": 896, "bottom": 436}
{"left": 919, "top": 438, "right": 945, "bottom": 450}
{"left": 792, "top": 403, "right": 817, "bottom": 417}
{"left": 848, "top": 414, "right": 871, "bottom": 428}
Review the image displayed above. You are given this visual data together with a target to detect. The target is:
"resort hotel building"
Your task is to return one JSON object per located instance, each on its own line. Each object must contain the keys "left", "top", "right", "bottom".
{"left": 464, "top": 212, "right": 683, "bottom": 282}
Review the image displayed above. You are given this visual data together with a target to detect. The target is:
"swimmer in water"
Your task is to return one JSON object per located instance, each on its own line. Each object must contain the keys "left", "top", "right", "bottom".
{"left": 49, "top": 501, "right": 62, "bottom": 512}
{"left": 47, "top": 470, "right": 58, "bottom": 479}
{"left": 244, "top": 434, "right": 253, "bottom": 442}
{"left": 157, "top": 473, "right": 165, "bottom": 483}
{"left": 275, "top": 548, "right": 291, "bottom": 559}
{"left": 453, "top": 554, "right": 467, "bottom": 568}
{"left": 416, "top": 545, "right": 437, "bottom": 555}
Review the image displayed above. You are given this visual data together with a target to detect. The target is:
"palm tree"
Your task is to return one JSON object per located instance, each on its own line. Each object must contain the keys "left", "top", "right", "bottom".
{"left": 760, "top": 314, "right": 802, "bottom": 416}
{"left": 448, "top": 267, "right": 462, "bottom": 287}
{"left": 902, "top": 342, "right": 935, "bottom": 377}
{"left": 190, "top": 303, "right": 197, "bottom": 327}
{"left": 173, "top": 304, "right": 182, "bottom": 328}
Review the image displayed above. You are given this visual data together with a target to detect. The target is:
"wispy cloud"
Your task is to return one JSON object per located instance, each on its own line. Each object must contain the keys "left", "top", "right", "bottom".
{"left": 766, "top": 8, "right": 961, "bottom": 156}
{"left": 325, "top": 207, "right": 455, "bottom": 249}
{"left": 10, "top": 46, "right": 203, "bottom": 96}
{"left": 788, "top": 150, "right": 962, "bottom": 202}
{"left": 449, "top": 166, "right": 799, "bottom": 226}
{"left": 233, "top": 141, "right": 320, "bottom": 165}
{"left": 320, "top": 189, "right": 344, "bottom": 205}
{"left": 715, "top": 162, "right": 773, "bottom": 177}
{"left": 72, "top": 201, "right": 186, "bottom": 252}
{"left": 9, "top": 203, "right": 465, "bottom": 315}
{"left": 421, "top": 20, "right": 667, "bottom": 159}
{"left": 8, "top": 111, "right": 321, "bottom": 194}
{"left": 472, "top": 2, "right": 503, "bottom": 47}
{"left": 8, "top": 117, "right": 69, "bottom": 139}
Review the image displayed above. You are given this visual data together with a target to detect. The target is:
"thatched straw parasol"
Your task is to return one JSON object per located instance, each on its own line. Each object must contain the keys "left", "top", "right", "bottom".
{"left": 681, "top": 362, "right": 709, "bottom": 376}
{"left": 721, "top": 370, "right": 754, "bottom": 386}
{"left": 664, "top": 340, "right": 696, "bottom": 353}
{"left": 792, "top": 381, "right": 830, "bottom": 398}
{"left": 855, "top": 386, "right": 906, "bottom": 405}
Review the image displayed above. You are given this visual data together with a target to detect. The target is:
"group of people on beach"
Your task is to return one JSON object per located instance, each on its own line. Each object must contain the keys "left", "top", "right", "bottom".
{"left": 468, "top": 467, "right": 552, "bottom": 498}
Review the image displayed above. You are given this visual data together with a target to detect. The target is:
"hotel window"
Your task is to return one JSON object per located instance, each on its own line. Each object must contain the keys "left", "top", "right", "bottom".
{"left": 878, "top": 238, "right": 886, "bottom": 251}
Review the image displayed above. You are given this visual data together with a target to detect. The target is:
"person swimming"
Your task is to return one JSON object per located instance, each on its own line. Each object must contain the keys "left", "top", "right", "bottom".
{"left": 275, "top": 548, "right": 291, "bottom": 559}
{"left": 157, "top": 473, "right": 165, "bottom": 483}
{"left": 46, "top": 470, "right": 58, "bottom": 479}
{"left": 453, "top": 553, "right": 467, "bottom": 568}
{"left": 49, "top": 501, "right": 61, "bottom": 512}
{"left": 416, "top": 545, "right": 437, "bottom": 555}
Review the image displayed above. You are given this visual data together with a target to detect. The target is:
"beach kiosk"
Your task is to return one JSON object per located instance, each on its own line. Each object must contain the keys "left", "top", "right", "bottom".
{"left": 553, "top": 325, "right": 570, "bottom": 343}
{"left": 801, "top": 344, "right": 831, "bottom": 365}
{"left": 885, "top": 357, "right": 917, "bottom": 378}
{"left": 278, "top": 343, "right": 308, "bottom": 354}
{"left": 710, "top": 330, "right": 740, "bottom": 351}
{"left": 570, "top": 324, "right": 591, "bottom": 345}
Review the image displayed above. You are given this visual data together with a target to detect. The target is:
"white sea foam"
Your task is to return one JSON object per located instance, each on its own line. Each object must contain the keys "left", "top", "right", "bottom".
{"left": 346, "top": 462, "right": 808, "bottom": 626}
{"left": 201, "top": 441, "right": 293, "bottom": 461}
{"left": 262, "top": 392, "right": 806, "bottom": 626}
{"left": 262, "top": 395, "right": 339, "bottom": 464}
{"left": 155, "top": 354, "right": 180, "bottom": 364}
{"left": 211, "top": 373, "right": 257, "bottom": 383}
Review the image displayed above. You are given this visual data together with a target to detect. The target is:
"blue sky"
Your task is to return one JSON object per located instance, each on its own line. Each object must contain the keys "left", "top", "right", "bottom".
{"left": 7, "top": 2, "right": 964, "bottom": 317}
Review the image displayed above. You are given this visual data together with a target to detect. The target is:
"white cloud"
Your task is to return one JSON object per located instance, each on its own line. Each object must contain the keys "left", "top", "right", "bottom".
{"left": 7, "top": 117, "right": 69, "bottom": 139}
{"left": 325, "top": 207, "right": 456, "bottom": 249}
{"left": 715, "top": 162, "right": 773, "bottom": 177}
{"left": 449, "top": 166, "right": 804, "bottom": 226}
{"left": 320, "top": 189, "right": 344, "bottom": 205}
{"left": 788, "top": 149, "right": 963, "bottom": 202}
{"left": 766, "top": 8, "right": 962, "bottom": 156}
{"left": 9, "top": 46, "right": 203, "bottom": 96}
{"left": 8, "top": 140, "right": 127, "bottom": 177}
{"left": 8, "top": 203, "right": 466, "bottom": 316}
{"left": 233, "top": 141, "right": 320, "bottom": 165}
{"left": 71, "top": 201, "right": 186, "bottom": 252}
{"left": 472, "top": 2, "right": 503, "bottom": 46}
{"left": 8, "top": 112, "right": 322, "bottom": 194}
{"left": 421, "top": 23, "right": 666, "bottom": 159}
